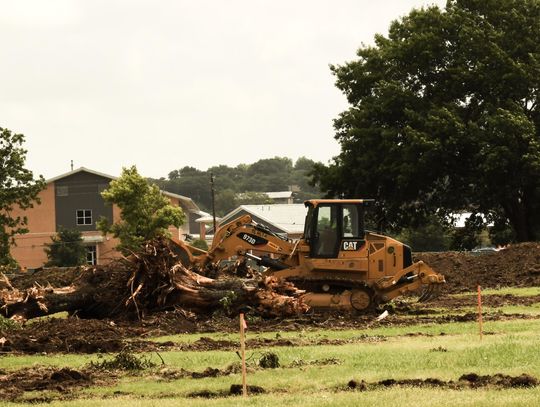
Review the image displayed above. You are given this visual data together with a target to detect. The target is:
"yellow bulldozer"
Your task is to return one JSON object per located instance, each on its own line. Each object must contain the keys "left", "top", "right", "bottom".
{"left": 175, "top": 199, "right": 445, "bottom": 312}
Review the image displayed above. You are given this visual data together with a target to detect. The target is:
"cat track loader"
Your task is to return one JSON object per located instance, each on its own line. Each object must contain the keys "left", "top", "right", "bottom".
{"left": 175, "top": 199, "right": 445, "bottom": 312}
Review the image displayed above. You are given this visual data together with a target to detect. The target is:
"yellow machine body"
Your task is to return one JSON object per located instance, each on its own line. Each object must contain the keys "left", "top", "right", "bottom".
{"left": 177, "top": 199, "right": 445, "bottom": 311}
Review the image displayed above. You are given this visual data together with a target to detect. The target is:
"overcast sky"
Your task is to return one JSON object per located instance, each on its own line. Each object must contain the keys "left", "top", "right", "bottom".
{"left": 1, "top": 0, "right": 446, "bottom": 180}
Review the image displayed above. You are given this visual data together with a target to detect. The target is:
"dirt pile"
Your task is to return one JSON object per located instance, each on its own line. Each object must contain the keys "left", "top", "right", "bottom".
{"left": 416, "top": 242, "right": 540, "bottom": 293}
{"left": 0, "top": 318, "right": 125, "bottom": 354}
{"left": 0, "top": 366, "right": 95, "bottom": 402}
{"left": 188, "top": 384, "right": 266, "bottom": 398}
{"left": 347, "top": 373, "right": 538, "bottom": 391}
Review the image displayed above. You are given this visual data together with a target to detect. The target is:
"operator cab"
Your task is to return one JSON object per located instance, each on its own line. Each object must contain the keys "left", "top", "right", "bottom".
{"left": 303, "top": 199, "right": 373, "bottom": 258}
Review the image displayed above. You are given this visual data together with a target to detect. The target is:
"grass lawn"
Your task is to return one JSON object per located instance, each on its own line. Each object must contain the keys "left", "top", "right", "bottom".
{"left": 2, "top": 287, "right": 540, "bottom": 406}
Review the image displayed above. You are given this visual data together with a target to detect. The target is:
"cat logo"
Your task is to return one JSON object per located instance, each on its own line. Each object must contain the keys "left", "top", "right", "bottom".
{"left": 342, "top": 240, "right": 363, "bottom": 251}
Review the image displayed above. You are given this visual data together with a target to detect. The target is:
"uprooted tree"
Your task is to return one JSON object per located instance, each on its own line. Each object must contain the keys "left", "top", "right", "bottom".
{"left": 1, "top": 166, "right": 308, "bottom": 321}
{"left": 0, "top": 239, "right": 308, "bottom": 321}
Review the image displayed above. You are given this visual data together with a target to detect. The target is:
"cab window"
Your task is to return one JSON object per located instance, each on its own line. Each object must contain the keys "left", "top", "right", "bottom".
{"left": 342, "top": 204, "right": 362, "bottom": 238}
{"left": 314, "top": 205, "right": 339, "bottom": 257}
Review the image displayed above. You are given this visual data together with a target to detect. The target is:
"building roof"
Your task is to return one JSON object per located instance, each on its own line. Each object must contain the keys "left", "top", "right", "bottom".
{"left": 265, "top": 191, "right": 293, "bottom": 199}
{"left": 45, "top": 167, "right": 201, "bottom": 213}
{"left": 195, "top": 213, "right": 221, "bottom": 224}
{"left": 220, "top": 204, "right": 307, "bottom": 234}
{"left": 46, "top": 167, "right": 116, "bottom": 184}
{"left": 160, "top": 190, "right": 201, "bottom": 213}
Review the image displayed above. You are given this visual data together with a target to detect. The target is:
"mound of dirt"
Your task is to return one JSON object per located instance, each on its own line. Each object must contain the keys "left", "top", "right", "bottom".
{"left": 347, "top": 373, "right": 538, "bottom": 391}
{"left": 0, "top": 318, "right": 125, "bottom": 354}
{"left": 416, "top": 242, "right": 540, "bottom": 293}
{"left": 188, "top": 384, "right": 265, "bottom": 398}
{"left": 458, "top": 373, "right": 538, "bottom": 388}
{"left": 0, "top": 366, "right": 94, "bottom": 402}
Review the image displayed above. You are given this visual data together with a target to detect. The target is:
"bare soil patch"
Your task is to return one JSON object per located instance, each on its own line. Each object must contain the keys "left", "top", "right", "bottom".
{"left": 347, "top": 373, "right": 538, "bottom": 391}
{"left": 2, "top": 308, "right": 537, "bottom": 355}
{"left": 1, "top": 318, "right": 128, "bottom": 354}
{"left": 187, "top": 384, "right": 266, "bottom": 398}
{"left": 2, "top": 242, "right": 540, "bottom": 357}
{"left": 0, "top": 366, "right": 100, "bottom": 402}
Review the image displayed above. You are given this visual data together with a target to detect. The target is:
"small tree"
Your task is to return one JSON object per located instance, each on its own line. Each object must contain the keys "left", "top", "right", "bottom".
{"left": 0, "top": 127, "right": 45, "bottom": 267}
{"left": 45, "top": 229, "right": 87, "bottom": 267}
{"left": 190, "top": 238, "right": 209, "bottom": 252}
{"left": 97, "top": 166, "right": 185, "bottom": 254}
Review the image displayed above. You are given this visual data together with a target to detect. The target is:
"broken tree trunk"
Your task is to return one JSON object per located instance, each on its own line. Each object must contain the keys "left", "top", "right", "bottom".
{"left": 0, "top": 239, "right": 308, "bottom": 321}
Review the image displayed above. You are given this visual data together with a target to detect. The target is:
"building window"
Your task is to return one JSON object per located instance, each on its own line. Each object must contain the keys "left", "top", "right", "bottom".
{"left": 56, "top": 186, "right": 69, "bottom": 196}
{"left": 76, "top": 209, "right": 92, "bottom": 225}
{"left": 86, "top": 245, "right": 97, "bottom": 265}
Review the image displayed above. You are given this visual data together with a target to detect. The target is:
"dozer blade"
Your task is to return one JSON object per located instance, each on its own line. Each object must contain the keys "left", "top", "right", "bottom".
{"left": 374, "top": 260, "right": 445, "bottom": 304}
{"left": 418, "top": 283, "right": 442, "bottom": 303}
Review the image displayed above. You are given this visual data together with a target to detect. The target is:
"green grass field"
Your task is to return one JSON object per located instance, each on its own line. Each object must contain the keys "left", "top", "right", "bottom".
{"left": 2, "top": 288, "right": 540, "bottom": 406}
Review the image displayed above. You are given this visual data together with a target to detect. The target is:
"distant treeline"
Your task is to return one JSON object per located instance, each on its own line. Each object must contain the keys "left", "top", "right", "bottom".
{"left": 150, "top": 156, "right": 321, "bottom": 216}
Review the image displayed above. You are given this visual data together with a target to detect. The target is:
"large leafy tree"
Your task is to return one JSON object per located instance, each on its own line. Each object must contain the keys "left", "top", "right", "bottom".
{"left": 0, "top": 127, "right": 45, "bottom": 267}
{"left": 97, "top": 166, "right": 186, "bottom": 254}
{"left": 313, "top": 0, "right": 540, "bottom": 242}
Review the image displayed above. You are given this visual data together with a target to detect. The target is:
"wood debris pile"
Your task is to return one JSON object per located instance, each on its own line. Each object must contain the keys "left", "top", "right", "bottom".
{"left": 0, "top": 239, "right": 308, "bottom": 322}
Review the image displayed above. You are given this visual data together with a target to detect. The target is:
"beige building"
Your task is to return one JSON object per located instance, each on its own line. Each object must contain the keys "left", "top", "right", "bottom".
{"left": 10, "top": 167, "right": 203, "bottom": 269}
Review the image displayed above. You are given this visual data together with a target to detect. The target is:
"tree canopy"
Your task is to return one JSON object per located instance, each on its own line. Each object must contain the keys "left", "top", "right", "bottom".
{"left": 152, "top": 157, "right": 321, "bottom": 216}
{"left": 97, "top": 166, "right": 185, "bottom": 254}
{"left": 0, "top": 127, "right": 45, "bottom": 267}
{"left": 312, "top": 0, "right": 540, "bottom": 242}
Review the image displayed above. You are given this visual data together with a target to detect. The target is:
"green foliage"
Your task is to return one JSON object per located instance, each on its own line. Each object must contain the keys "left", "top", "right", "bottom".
{"left": 214, "top": 188, "right": 237, "bottom": 215}
{"left": 97, "top": 166, "right": 185, "bottom": 254}
{"left": 489, "top": 216, "right": 517, "bottom": 247}
{"left": 259, "top": 352, "right": 280, "bottom": 368}
{"left": 0, "top": 314, "right": 19, "bottom": 330}
{"left": 218, "top": 290, "right": 237, "bottom": 313}
{"left": 397, "top": 216, "right": 452, "bottom": 252}
{"left": 152, "top": 157, "right": 321, "bottom": 216}
{"left": 44, "top": 228, "right": 87, "bottom": 267}
{"left": 243, "top": 157, "right": 293, "bottom": 191}
{"left": 0, "top": 127, "right": 46, "bottom": 267}
{"left": 89, "top": 349, "right": 156, "bottom": 371}
{"left": 449, "top": 214, "right": 484, "bottom": 251}
{"left": 236, "top": 191, "right": 274, "bottom": 206}
{"left": 166, "top": 166, "right": 211, "bottom": 209}
{"left": 190, "top": 238, "right": 208, "bottom": 251}
{"left": 313, "top": 0, "right": 540, "bottom": 243}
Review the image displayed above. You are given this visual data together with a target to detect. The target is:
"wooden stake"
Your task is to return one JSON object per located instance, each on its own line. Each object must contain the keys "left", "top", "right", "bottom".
{"left": 239, "top": 313, "right": 247, "bottom": 397}
{"left": 477, "top": 285, "right": 483, "bottom": 341}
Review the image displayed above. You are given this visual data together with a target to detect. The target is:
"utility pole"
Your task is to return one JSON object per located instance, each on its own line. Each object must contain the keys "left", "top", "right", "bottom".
{"left": 210, "top": 172, "right": 217, "bottom": 233}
